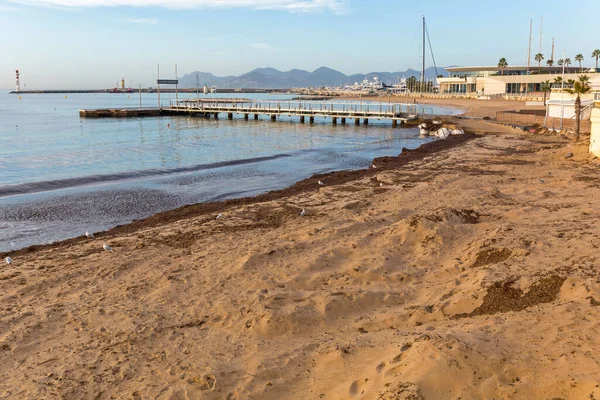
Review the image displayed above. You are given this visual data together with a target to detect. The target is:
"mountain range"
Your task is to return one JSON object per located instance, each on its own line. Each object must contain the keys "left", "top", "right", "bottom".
{"left": 178, "top": 66, "right": 450, "bottom": 89}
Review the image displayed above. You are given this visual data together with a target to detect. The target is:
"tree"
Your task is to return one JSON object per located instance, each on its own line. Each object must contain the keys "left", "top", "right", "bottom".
{"left": 546, "top": 59, "right": 554, "bottom": 68}
{"left": 592, "top": 49, "right": 600, "bottom": 70}
{"left": 535, "top": 53, "right": 544, "bottom": 71}
{"left": 565, "top": 58, "right": 572, "bottom": 68}
{"left": 575, "top": 54, "right": 584, "bottom": 72}
{"left": 541, "top": 80, "right": 552, "bottom": 106}
{"left": 565, "top": 75, "right": 591, "bottom": 142}
{"left": 497, "top": 57, "right": 508, "bottom": 75}
{"left": 557, "top": 59, "right": 564, "bottom": 67}
{"left": 554, "top": 76, "right": 563, "bottom": 85}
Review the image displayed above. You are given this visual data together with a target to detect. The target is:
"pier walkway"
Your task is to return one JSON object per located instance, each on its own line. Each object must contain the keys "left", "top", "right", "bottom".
{"left": 80, "top": 99, "right": 427, "bottom": 127}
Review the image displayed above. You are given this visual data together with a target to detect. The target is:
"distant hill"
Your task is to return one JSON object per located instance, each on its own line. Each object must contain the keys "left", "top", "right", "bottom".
{"left": 178, "top": 66, "right": 450, "bottom": 89}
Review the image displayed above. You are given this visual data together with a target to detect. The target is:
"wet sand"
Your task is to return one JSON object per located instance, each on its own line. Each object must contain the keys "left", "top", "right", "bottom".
{"left": 2, "top": 100, "right": 600, "bottom": 399}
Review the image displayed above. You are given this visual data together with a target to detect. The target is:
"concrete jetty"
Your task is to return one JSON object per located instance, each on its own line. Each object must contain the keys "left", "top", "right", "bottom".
{"left": 79, "top": 99, "right": 424, "bottom": 126}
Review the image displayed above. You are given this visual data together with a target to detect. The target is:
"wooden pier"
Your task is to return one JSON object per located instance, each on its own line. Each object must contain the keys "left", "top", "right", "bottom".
{"left": 80, "top": 99, "right": 425, "bottom": 127}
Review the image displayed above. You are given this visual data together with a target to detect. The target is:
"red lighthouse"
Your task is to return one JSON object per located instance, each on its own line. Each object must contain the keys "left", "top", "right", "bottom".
{"left": 15, "top": 70, "right": 20, "bottom": 92}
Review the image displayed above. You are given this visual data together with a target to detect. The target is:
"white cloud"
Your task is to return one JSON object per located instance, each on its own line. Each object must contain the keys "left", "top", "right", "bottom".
{"left": 124, "top": 17, "right": 158, "bottom": 24}
{"left": 251, "top": 43, "right": 276, "bottom": 51}
{"left": 10, "top": 0, "right": 347, "bottom": 13}
{"left": 0, "top": 4, "right": 22, "bottom": 10}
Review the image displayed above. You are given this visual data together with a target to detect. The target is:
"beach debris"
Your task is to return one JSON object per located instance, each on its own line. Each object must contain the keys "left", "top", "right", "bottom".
{"left": 539, "top": 179, "right": 545, "bottom": 184}
{"left": 419, "top": 120, "right": 464, "bottom": 138}
{"left": 379, "top": 183, "right": 384, "bottom": 187}
{"left": 565, "top": 152, "right": 574, "bottom": 159}
{"left": 300, "top": 209, "right": 307, "bottom": 217}
{"left": 4, "top": 257, "right": 12, "bottom": 265}
{"left": 85, "top": 231, "right": 94, "bottom": 238}
{"left": 318, "top": 180, "right": 324, "bottom": 186}
{"left": 371, "top": 164, "right": 377, "bottom": 169}
{"left": 216, "top": 213, "right": 223, "bottom": 220}
{"left": 103, "top": 243, "right": 113, "bottom": 252}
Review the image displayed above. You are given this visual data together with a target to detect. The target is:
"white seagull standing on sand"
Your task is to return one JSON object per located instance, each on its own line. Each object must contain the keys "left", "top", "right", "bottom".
{"left": 4, "top": 256, "right": 12, "bottom": 265}
{"left": 216, "top": 213, "right": 223, "bottom": 220}
{"left": 300, "top": 209, "right": 307, "bottom": 217}
{"left": 85, "top": 231, "right": 94, "bottom": 238}
{"left": 318, "top": 180, "right": 324, "bottom": 186}
{"left": 103, "top": 243, "right": 113, "bottom": 252}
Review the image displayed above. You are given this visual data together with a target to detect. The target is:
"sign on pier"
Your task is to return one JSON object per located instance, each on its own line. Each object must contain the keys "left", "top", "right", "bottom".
{"left": 157, "top": 79, "right": 179, "bottom": 85}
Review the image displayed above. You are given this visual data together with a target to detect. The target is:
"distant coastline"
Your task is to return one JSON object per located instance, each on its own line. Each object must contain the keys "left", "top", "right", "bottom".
{"left": 8, "top": 88, "right": 291, "bottom": 94}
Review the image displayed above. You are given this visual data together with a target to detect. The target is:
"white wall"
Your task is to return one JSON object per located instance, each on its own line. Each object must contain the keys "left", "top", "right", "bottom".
{"left": 590, "top": 102, "right": 600, "bottom": 157}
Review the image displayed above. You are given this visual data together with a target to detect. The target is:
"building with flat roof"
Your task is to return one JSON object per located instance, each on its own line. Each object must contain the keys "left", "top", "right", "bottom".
{"left": 437, "top": 66, "right": 600, "bottom": 95}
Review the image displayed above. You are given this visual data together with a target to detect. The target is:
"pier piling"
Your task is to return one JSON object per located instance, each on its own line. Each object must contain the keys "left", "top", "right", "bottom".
{"left": 300, "top": 116, "right": 305, "bottom": 123}
{"left": 244, "top": 114, "right": 249, "bottom": 121}
{"left": 341, "top": 117, "right": 346, "bottom": 125}
{"left": 332, "top": 117, "right": 337, "bottom": 125}
{"left": 392, "top": 120, "right": 398, "bottom": 128}
{"left": 214, "top": 113, "right": 219, "bottom": 120}
{"left": 355, "top": 118, "right": 360, "bottom": 126}
{"left": 254, "top": 114, "right": 259, "bottom": 120}
{"left": 228, "top": 113, "right": 233, "bottom": 120}
{"left": 271, "top": 115, "right": 276, "bottom": 121}
{"left": 364, "top": 119, "right": 369, "bottom": 125}
{"left": 310, "top": 116, "right": 315, "bottom": 124}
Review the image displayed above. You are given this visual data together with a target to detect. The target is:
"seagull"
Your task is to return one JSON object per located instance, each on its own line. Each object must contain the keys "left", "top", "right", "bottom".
{"left": 4, "top": 257, "right": 12, "bottom": 265}
{"left": 85, "top": 231, "right": 94, "bottom": 238}
{"left": 300, "top": 209, "right": 306, "bottom": 217}
{"left": 318, "top": 180, "right": 324, "bottom": 186}
{"left": 216, "top": 213, "right": 223, "bottom": 220}
{"left": 371, "top": 164, "right": 377, "bottom": 169}
{"left": 539, "top": 179, "right": 545, "bottom": 184}
{"left": 103, "top": 243, "right": 113, "bottom": 252}
{"left": 379, "top": 182, "right": 384, "bottom": 187}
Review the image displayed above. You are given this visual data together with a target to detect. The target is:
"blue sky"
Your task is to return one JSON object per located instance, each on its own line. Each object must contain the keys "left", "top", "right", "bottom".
{"left": 1, "top": 0, "right": 599, "bottom": 89}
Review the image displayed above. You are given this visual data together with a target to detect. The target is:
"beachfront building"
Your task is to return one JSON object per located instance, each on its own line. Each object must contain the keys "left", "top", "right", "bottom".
{"left": 437, "top": 66, "right": 599, "bottom": 96}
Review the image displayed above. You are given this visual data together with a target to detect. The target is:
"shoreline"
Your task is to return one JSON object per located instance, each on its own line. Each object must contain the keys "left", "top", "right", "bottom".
{"left": 0, "top": 132, "right": 476, "bottom": 259}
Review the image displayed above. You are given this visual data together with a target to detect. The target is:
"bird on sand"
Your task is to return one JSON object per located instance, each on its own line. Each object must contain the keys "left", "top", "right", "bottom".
{"left": 371, "top": 164, "right": 377, "bottom": 169}
{"left": 318, "top": 180, "right": 324, "bottom": 186}
{"left": 85, "top": 231, "right": 94, "bottom": 238}
{"left": 379, "top": 182, "right": 384, "bottom": 187}
{"left": 4, "top": 257, "right": 12, "bottom": 265}
{"left": 300, "top": 209, "right": 306, "bottom": 217}
{"left": 103, "top": 243, "right": 113, "bottom": 252}
{"left": 216, "top": 213, "right": 223, "bottom": 220}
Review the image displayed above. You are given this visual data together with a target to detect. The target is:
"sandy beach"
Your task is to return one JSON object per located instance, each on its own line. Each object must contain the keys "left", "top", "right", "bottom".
{"left": 2, "top": 98, "right": 600, "bottom": 399}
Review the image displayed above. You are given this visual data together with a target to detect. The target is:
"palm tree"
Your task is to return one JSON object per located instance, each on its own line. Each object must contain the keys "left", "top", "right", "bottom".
{"left": 546, "top": 59, "right": 554, "bottom": 68}
{"left": 592, "top": 49, "right": 600, "bottom": 70}
{"left": 575, "top": 54, "right": 584, "bottom": 72}
{"left": 566, "top": 75, "right": 591, "bottom": 142}
{"left": 565, "top": 58, "right": 572, "bottom": 68}
{"left": 497, "top": 57, "right": 508, "bottom": 75}
{"left": 535, "top": 53, "right": 544, "bottom": 71}
{"left": 541, "top": 80, "right": 552, "bottom": 105}
{"left": 557, "top": 59, "right": 564, "bottom": 67}
{"left": 554, "top": 76, "right": 563, "bottom": 85}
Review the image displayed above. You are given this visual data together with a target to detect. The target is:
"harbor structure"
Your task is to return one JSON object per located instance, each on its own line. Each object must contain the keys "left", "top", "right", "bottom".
{"left": 79, "top": 98, "right": 427, "bottom": 128}
{"left": 15, "top": 70, "right": 20, "bottom": 92}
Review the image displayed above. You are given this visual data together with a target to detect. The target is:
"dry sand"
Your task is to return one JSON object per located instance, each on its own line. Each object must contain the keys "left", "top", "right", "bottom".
{"left": 2, "top": 100, "right": 600, "bottom": 399}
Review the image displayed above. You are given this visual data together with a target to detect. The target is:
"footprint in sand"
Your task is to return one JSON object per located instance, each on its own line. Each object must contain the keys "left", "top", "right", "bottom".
{"left": 349, "top": 378, "right": 369, "bottom": 396}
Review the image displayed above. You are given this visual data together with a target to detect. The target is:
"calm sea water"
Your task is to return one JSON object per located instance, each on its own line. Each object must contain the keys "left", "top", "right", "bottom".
{"left": 0, "top": 91, "right": 460, "bottom": 251}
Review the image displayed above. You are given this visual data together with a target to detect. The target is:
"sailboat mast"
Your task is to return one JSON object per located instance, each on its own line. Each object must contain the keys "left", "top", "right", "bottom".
{"left": 422, "top": 16, "right": 426, "bottom": 87}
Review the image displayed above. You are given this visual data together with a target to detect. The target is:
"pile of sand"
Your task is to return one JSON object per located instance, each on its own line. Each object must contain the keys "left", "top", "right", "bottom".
{"left": 2, "top": 128, "right": 600, "bottom": 399}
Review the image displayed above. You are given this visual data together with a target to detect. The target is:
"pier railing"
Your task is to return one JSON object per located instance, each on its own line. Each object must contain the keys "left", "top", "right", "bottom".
{"left": 167, "top": 99, "right": 423, "bottom": 119}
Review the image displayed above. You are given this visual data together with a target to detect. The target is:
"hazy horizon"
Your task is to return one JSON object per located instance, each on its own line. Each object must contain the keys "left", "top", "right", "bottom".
{"left": 2, "top": 0, "right": 599, "bottom": 89}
